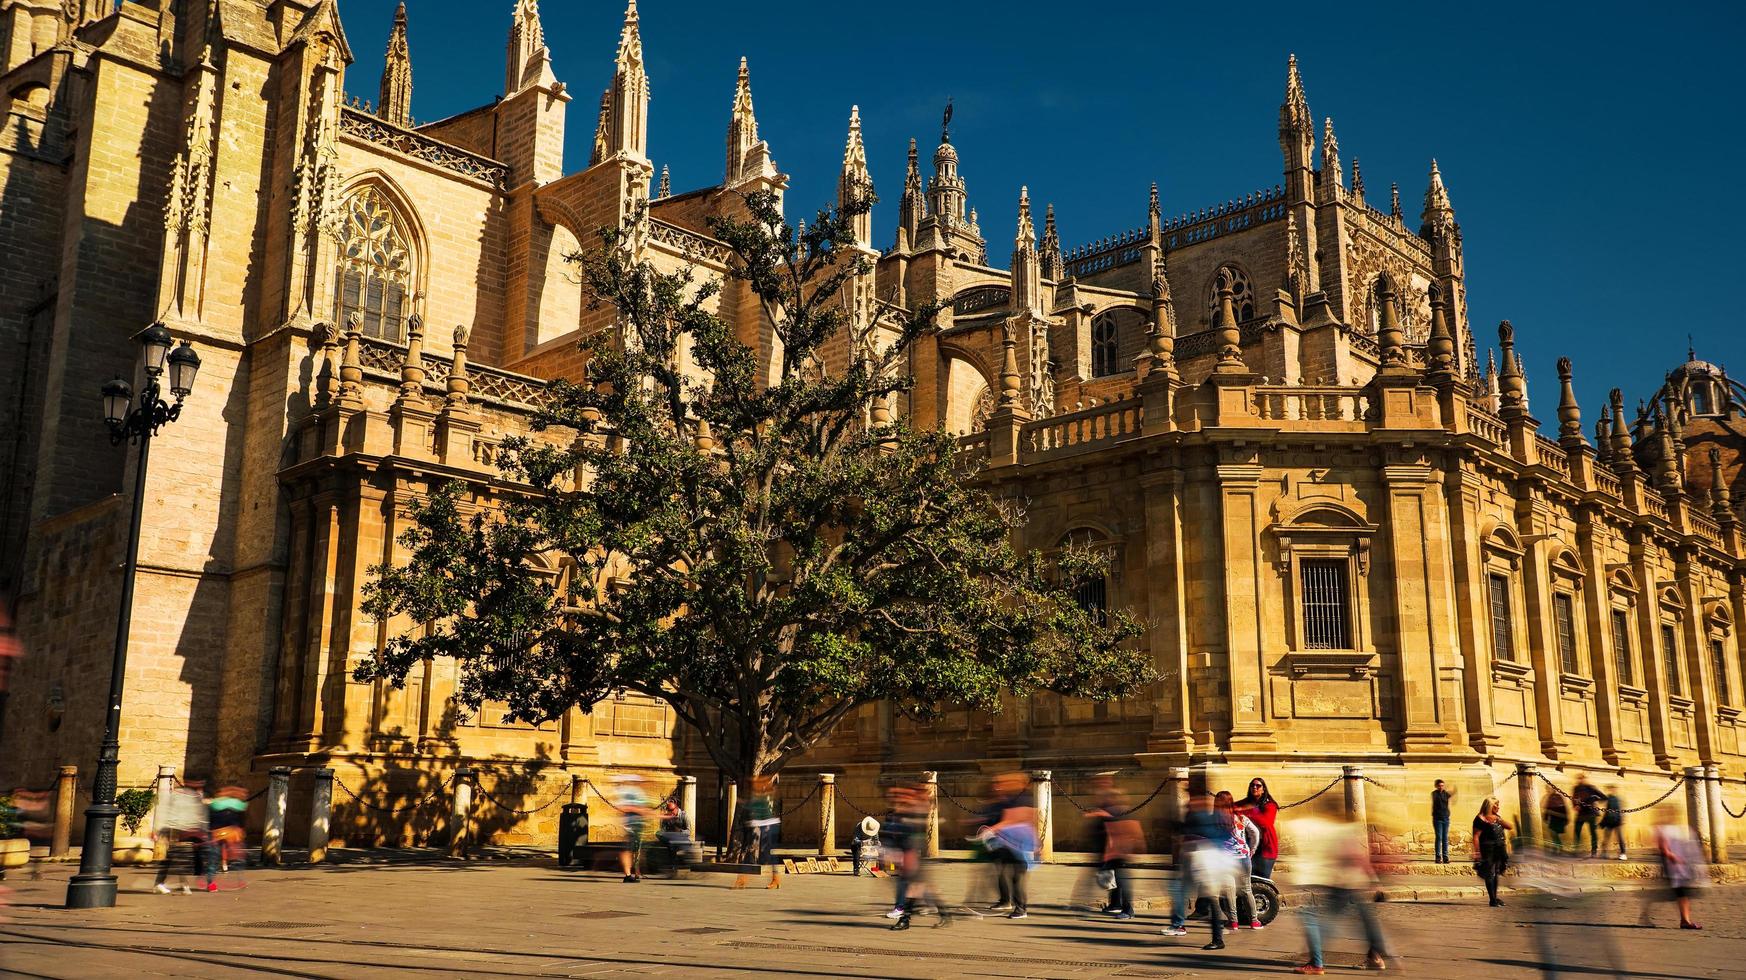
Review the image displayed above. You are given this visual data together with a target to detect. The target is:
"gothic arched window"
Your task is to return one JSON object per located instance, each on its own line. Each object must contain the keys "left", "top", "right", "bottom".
{"left": 1091, "top": 314, "right": 1120, "bottom": 377}
{"left": 335, "top": 187, "right": 414, "bottom": 342}
{"left": 1208, "top": 265, "right": 1256, "bottom": 323}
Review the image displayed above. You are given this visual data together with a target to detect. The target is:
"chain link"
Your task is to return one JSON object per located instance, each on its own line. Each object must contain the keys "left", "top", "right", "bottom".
{"left": 1722, "top": 795, "right": 1746, "bottom": 821}
{"left": 935, "top": 784, "right": 983, "bottom": 815}
{"left": 474, "top": 779, "right": 571, "bottom": 816}
{"left": 1278, "top": 776, "right": 1344, "bottom": 810}
{"left": 332, "top": 773, "right": 456, "bottom": 815}
{"left": 1619, "top": 775, "right": 1686, "bottom": 815}
{"left": 835, "top": 790, "right": 879, "bottom": 819}
{"left": 776, "top": 780, "right": 821, "bottom": 819}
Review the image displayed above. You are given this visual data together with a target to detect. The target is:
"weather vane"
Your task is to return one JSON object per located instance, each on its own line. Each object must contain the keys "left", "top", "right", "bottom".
{"left": 942, "top": 97, "right": 954, "bottom": 144}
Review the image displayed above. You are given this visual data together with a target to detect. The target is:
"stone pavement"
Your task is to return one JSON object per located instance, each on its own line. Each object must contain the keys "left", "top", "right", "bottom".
{"left": 1, "top": 853, "right": 1741, "bottom": 978}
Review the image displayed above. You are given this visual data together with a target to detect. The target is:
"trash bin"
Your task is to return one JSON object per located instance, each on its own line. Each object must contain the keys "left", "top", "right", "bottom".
{"left": 557, "top": 803, "right": 589, "bottom": 867}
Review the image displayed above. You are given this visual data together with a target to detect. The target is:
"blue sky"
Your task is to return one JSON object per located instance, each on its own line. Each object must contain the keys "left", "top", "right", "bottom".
{"left": 342, "top": 0, "right": 1743, "bottom": 417}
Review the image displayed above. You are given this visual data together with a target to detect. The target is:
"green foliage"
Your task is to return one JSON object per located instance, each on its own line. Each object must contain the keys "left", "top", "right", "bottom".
{"left": 116, "top": 788, "right": 155, "bottom": 836}
{"left": 359, "top": 190, "right": 1151, "bottom": 782}
{"left": 0, "top": 794, "right": 20, "bottom": 839}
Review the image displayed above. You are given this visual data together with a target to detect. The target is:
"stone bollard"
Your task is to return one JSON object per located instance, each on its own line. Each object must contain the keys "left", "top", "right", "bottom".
{"left": 308, "top": 768, "right": 334, "bottom": 863}
{"left": 1033, "top": 770, "right": 1054, "bottom": 864}
{"left": 1684, "top": 766, "right": 1710, "bottom": 855}
{"left": 680, "top": 775, "right": 698, "bottom": 832}
{"left": 151, "top": 765, "right": 177, "bottom": 859}
{"left": 51, "top": 765, "right": 77, "bottom": 857}
{"left": 1704, "top": 766, "right": 1728, "bottom": 864}
{"left": 719, "top": 779, "right": 738, "bottom": 861}
{"left": 923, "top": 771, "right": 940, "bottom": 858}
{"left": 263, "top": 766, "right": 291, "bottom": 866}
{"left": 1342, "top": 765, "right": 1367, "bottom": 830}
{"left": 819, "top": 773, "right": 837, "bottom": 856}
{"left": 449, "top": 768, "right": 475, "bottom": 859}
{"left": 569, "top": 774, "right": 585, "bottom": 805}
{"left": 1515, "top": 762, "right": 1539, "bottom": 849}
{"left": 1165, "top": 767, "right": 1190, "bottom": 842}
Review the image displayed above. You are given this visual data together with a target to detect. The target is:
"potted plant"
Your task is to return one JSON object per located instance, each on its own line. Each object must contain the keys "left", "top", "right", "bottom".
{"left": 0, "top": 793, "right": 28, "bottom": 877}
{"left": 113, "top": 788, "right": 156, "bottom": 864}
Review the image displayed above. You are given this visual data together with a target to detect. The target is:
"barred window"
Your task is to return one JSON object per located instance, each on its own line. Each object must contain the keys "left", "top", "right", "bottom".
{"left": 1553, "top": 593, "right": 1579, "bottom": 675}
{"left": 1488, "top": 573, "right": 1515, "bottom": 662}
{"left": 335, "top": 187, "right": 413, "bottom": 342}
{"left": 1661, "top": 623, "right": 1682, "bottom": 695}
{"left": 1091, "top": 315, "right": 1120, "bottom": 378}
{"left": 1300, "top": 558, "right": 1350, "bottom": 650}
{"left": 1073, "top": 575, "right": 1108, "bottom": 626}
{"left": 1714, "top": 639, "right": 1732, "bottom": 706}
{"left": 1611, "top": 609, "right": 1634, "bottom": 686}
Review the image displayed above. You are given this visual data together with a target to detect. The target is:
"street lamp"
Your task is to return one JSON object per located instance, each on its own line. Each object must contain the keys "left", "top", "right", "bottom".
{"left": 66, "top": 324, "right": 200, "bottom": 910}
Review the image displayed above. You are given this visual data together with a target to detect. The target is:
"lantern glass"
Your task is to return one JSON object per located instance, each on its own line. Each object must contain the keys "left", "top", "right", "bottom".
{"left": 136, "top": 323, "right": 173, "bottom": 376}
{"left": 167, "top": 342, "right": 201, "bottom": 399}
{"left": 102, "top": 378, "right": 132, "bottom": 426}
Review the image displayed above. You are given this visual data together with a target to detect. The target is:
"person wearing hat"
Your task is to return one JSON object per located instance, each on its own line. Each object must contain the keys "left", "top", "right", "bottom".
{"left": 851, "top": 815, "right": 881, "bottom": 876}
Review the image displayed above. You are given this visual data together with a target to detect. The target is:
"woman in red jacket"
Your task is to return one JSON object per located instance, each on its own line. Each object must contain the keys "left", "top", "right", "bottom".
{"left": 1236, "top": 777, "right": 1280, "bottom": 880}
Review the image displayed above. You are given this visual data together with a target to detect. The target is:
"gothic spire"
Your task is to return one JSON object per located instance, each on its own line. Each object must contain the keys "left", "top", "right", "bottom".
{"left": 1421, "top": 158, "right": 1457, "bottom": 238}
{"left": 378, "top": 2, "right": 412, "bottom": 128}
{"left": 1321, "top": 118, "right": 1343, "bottom": 192}
{"left": 590, "top": 88, "right": 611, "bottom": 166}
{"left": 898, "top": 137, "right": 924, "bottom": 244}
{"left": 1040, "top": 202, "right": 1062, "bottom": 279}
{"left": 658, "top": 164, "right": 670, "bottom": 198}
{"left": 725, "top": 56, "right": 758, "bottom": 183}
{"left": 1556, "top": 357, "right": 1585, "bottom": 447}
{"left": 1351, "top": 157, "right": 1366, "bottom": 204}
{"left": 1279, "top": 54, "right": 1314, "bottom": 181}
{"left": 505, "top": 0, "right": 556, "bottom": 96}
{"left": 1148, "top": 181, "right": 1162, "bottom": 239}
{"left": 1390, "top": 182, "right": 1402, "bottom": 222}
{"left": 1015, "top": 185, "right": 1035, "bottom": 245}
{"left": 839, "top": 105, "right": 872, "bottom": 247}
{"left": 608, "top": 0, "right": 648, "bottom": 159}
{"left": 1011, "top": 186, "right": 1041, "bottom": 313}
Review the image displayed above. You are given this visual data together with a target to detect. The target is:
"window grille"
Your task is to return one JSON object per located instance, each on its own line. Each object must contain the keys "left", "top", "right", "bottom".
{"left": 335, "top": 187, "right": 413, "bottom": 342}
{"left": 1072, "top": 575, "right": 1108, "bottom": 625}
{"left": 1713, "top": 639, "right": 1732, "bottom": 706}
{"left": 1611, "top": 608, "right": 1633, "bottom": 686}
{"left": 1661, "top": 623, "right": 1682, "bottom": 695}
{"left": 1552, "top": 593, "right": 1579, "bottom": 675}
{"left": 1091, "top": 316, "right": 1120, "bottom": 378}
{"left": 1487, "top": 573, "right": 1515, "bottom": 662}
{"left": 1300, "top": 558, "right": 1350, "bottom": 650}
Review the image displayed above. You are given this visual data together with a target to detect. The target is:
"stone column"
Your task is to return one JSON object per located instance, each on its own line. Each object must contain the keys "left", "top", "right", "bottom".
{"left": 923, "top": 771, "right": 940, "bottom": 858}
{"left": 1165, "top": 767, "right": 1190, "bottom": 840}
{"left": 1684, "top": 766, "right": 1709, "bottom": 854}
{"left": 51, "top": 765, "right": 77, "bottom": 857}
{"left": 1704, "top": 766, "right": 1728, "bottom": 864}
{"left": 569, "top": 774, "right": 585, "bottom": 805}
{"left": 263, "top": 766, "right": 291, "bottom": 866}
{"left": 1033, "top": 770, "right": 1054, "bottom": 864}
{"left": 150, "top": 765, "right": 178, "bottom": 858}
{"left": 308, "top": 768, "right": 334, "bottom": 863}
{"left": 680, "top": 775, "right": 698, "bottom": 832}
{"left": 818, "top": 773, "right": 837, "bottom": 856}
{"left": 449, "top": 767, "right": 475, "bottom": 859}
{"left": 1342, "top": 765, "right": 1367, "bottom": 829}
{"left": 1515, "top": 762, "right": 1538, "bottom": 849}
{"left": 719, "top": 779, "right": 738, "bottom": 861}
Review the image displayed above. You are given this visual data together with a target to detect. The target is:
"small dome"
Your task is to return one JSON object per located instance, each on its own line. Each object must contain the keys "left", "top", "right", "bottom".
{"left": 1671, "top": 358, "right": 1724, "bottom": 380}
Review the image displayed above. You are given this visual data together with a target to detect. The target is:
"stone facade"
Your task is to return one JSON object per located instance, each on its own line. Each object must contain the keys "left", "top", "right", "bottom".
{"left": 0, "top": 1, "right": 1741, "bottom": 854}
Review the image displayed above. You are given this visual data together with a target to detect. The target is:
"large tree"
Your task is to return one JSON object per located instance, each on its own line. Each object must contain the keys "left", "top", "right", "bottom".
{"left": 358, "top": 191, "right": 1149, "bottom": 794}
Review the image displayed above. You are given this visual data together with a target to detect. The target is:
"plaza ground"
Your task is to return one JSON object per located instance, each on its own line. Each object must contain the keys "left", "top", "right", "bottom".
{"left": 1, "top": 852, "right": 1742, "bottom": 978}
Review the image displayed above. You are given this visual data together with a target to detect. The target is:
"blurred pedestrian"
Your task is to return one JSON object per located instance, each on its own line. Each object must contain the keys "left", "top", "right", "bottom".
{"left": 1598, "top": 785, "right": 1627, "bottom": 860}
{"left": 1185, "top": 834, "right": 1237, "bottom": 951}
{"left": 1542, "top": 787, "right": 1569, "bottom": 854}
{"left": 890, "top": 783, "right": 950, "bottom": 930}
{"left": 1641, "top": 806, "right": 1705, "bottom": 929}
{"left": 1235, "top": 777, "right": 1279, "bottom": 880}
{"left": 1162, "top": 791, "right": 1225, "bottom": 939}
{"left": 977, "top": 772, "right": 1037, "bottom": 919}
{"left": 153, "top": 780, "right": 213, "bottom": 894}
{"left": 732, "top": 775, "right": 781, "bottom": 890}
{"left": 613, "top": 774, "right": 654, "bottom": 883}
{"left": 208, "top": 786, "right": 249, "bottom": 889}
{"left": 1087, "top": 774, "right": 1143, "bottom": 919}
{"left": 1571, "top": 774, "right": 1606, "bottom": 857}
{"left": 1471, "top": 795, "right": 1513, "bottom": 907}
{"left": 1291, "top": 810, "right": 1390, "bottom": 974}
{"left": 1215, "top": 790, "right": 1260, "bottom": 930}
{"left": 1429, "top": 778, "right": 1455, "bottom": 863}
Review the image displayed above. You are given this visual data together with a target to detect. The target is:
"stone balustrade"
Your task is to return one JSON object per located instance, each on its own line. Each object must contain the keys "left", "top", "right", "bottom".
{"left": 1252, "top": 385, "right": 1369, "bottom": 425}
{"left": 1022, "top": 397, "right": 1141, "bottom": 459}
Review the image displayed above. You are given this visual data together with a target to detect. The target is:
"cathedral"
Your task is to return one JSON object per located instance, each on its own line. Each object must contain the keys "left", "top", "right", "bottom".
{"left": 1, "top": 0, "right": 1742, "bottom": 853}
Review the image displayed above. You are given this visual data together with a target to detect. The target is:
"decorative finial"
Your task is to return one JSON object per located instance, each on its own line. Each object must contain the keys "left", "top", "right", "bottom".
{"left": 447, "top": 324, "right": 471, "bottom": 405}
{"left": 1555, "top": 356, "right": 1584, "bottom": 445}
{"left": 1426, "top": 282, "right": 1455, "bottom": 376}
{"left": 1375, "top": 274, "right": 1408, "bottom": 371}
{"left": 941, "top": 97, "right": 954, "bottom": 145}
{"left": 1213, "top": 271, "right": 1244, "bottom": 372}
{"left": 658, "top": 164, "right": 670, "bottom": 198}
{"left": 999, "top": 323, "right": 1021, "bottom": 408}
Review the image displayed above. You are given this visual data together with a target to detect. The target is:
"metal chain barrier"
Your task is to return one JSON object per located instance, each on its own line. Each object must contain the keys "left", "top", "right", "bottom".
{"left": 1619, "top": 775, "right": 1685, "bottom": 815}
{"left": 1278, "top": 775, "right": 1344, "bottom": 810}
{"left": 935, "top": 784, "right": 983, "bottom": 815}
{"left": 245, "top": 786, "right": 268, "bottom": 803}
{"left": 332, "top": 773, "right": 456, "bottom": 815}
{"left": 776, "top": 780, "right": 821, "bottom": 819}
{"left": 1534, "top": 771, "right": 1574, "bottom": 801}
{"left": 1119, "top": 779, "right": 1172, "bottom": 816}
{"left": 835, "top": 790, "right": 880, "bottom": 820}
{"left": 1722, "top": 794, "right": 1746, "bottom": 821}
{"left": 474, "top": 778, "right": 571, "bottom": 817}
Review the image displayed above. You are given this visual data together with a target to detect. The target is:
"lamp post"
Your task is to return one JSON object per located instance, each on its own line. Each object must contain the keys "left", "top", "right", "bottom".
{"left": 65, "top": 323, "right": 200, "bottom": 909}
